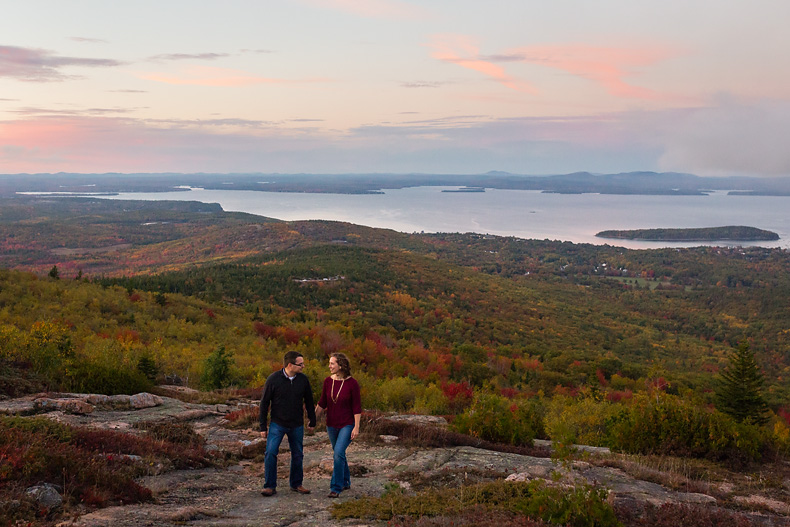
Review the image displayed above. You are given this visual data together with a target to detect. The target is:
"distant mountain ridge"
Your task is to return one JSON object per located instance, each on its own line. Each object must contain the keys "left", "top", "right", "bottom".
{"left": 4, "top": 171, "right": 790, "bottom": 196}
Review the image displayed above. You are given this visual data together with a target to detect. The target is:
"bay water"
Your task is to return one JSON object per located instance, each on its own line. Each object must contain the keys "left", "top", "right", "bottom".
{"left": 101, "top": 187, "right": 790, "bottom": 250}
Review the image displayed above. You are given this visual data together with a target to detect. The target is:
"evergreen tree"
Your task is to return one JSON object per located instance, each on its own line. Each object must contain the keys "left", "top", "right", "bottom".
{"left": 716, "top": 342, "right": 769, "bottom": 424}
{"left": 136, "top": 356, "right": 159, "bottom": 382}
{"left": 155, "top": 292, "right": 167, "bottom": 306}
{"left": 200, "top": 346, "right": 234, "bottom": 390}
{"left": 48, "top": 265, "right": 59, "bottom": 280}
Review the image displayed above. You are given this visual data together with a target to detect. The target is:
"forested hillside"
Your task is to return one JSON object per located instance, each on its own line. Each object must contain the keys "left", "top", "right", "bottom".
{"left": 2, "top": 197, "right": 789, "bottom": 402}
{"left": 2, "top": 197, "right": 790, "bottom": 454}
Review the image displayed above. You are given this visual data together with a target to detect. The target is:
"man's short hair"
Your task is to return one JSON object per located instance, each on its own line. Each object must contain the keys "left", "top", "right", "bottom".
{"left": 283, "top": 350, "right": 303, "bottom": 366}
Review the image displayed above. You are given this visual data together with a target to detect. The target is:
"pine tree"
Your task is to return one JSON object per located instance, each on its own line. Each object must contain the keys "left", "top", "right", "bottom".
{"left": 136, "top": 356, "right": 159, "bottom": 382}
{"left": 200, "top": 346, "right": 234, "bottom": 390}
{"left": 716, "top": 341, "right": 769, "bottom": 425}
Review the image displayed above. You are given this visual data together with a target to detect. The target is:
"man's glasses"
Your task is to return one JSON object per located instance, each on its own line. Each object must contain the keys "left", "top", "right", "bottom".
{"left": 293, "top": 362, "right": 305, "bottom": 368}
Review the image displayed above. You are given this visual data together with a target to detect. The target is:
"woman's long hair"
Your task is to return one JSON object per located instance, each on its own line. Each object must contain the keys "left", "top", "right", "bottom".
{"left": 331, "top": 352, "right": 352, "bottom": 378}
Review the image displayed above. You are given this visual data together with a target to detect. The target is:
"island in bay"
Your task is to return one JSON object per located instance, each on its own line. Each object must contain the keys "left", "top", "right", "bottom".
{"left": 596, "top": 225, "right": 780, "bottom": 241}
{"left": 441, "top": 186, "right": 486, "bottom": 193}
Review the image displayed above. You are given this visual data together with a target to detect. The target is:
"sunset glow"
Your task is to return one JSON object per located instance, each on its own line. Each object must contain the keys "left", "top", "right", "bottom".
{"left": 1, "top": 1, "right": 789, "bottom": 176}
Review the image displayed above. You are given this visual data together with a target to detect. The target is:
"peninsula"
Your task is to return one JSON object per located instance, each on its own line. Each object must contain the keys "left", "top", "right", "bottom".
{"left": 596, "top": 226, "right": 779, "bottom": 242}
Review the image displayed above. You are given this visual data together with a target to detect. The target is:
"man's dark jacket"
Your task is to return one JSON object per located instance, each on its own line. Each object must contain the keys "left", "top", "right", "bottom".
{"left": 259, "top": 369, "right": 317, "bottom": 431}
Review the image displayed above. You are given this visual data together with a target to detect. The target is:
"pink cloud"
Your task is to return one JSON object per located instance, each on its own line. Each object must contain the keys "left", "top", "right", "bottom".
{"left": 427, "top": 35, "right": 537, "bottom": 93}
{"left": 506, "top": 44, "right": 680, "bottom": 100}
{"left": 428, "top": 36, "right": 686, "bottom": 102}
{"left": 297, "top": 0, "right": 429, "bottom": 20}
{"left": 139, "top": 66, "right": 327, "bottom": 87}
{"left": 1, "top": 117, "right": 167, "bottom": 171}
{"left": 0, "top": 115, "right": 326, "bottom": 173}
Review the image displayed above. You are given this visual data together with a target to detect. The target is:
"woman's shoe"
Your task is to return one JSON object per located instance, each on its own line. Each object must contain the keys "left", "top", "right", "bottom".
{"left": 328, "top": 491, "right": 340, "bottom": 498}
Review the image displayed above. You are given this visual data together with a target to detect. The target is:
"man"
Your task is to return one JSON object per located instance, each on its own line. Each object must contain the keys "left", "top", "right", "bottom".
{"left": 259, "top": 350, "right": 316, "bottom": 496}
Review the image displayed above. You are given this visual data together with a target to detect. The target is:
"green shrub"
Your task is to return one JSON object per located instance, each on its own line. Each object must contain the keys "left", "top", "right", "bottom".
{"left": 609, "top": 393, "right": 764, "bottom": 461}
{"left": 361, "top": 411, "right": 551, "bottom": 458}
{"left": 512, "top": 481, "right": 620, "bottom": 527}
{"left": 331, "top": 479, "right": 619, "bottom": 527}
{"left": 389, "top": 507, "right": 553, "bottom": 527}
{"left": 545, "top": 396, "right": 621, "bottom": 447}
{"left": 772, "top": 419, "right": 790, "bottom": 456}
{"left": 65, "top": 360, "right": 153, "bottom": 395}
{"left": 452, "top": 393, "right": 544, "bottom": 446}
{"left": 0, "top": 415, "right": 74, "bottom": 441}
{"left": 366, "top": 376, "right": 425, "bottom": 412}
{"left": 0, "top": 360, "right": 49, "bottom": 397}
{"left": 413, "top": 384, "right": 450, "bottom": 415}
{"left": 0, "top": 321, "right": 74, "bottom": 382}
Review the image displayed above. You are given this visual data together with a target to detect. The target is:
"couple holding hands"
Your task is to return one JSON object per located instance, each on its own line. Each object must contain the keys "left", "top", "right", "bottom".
{"left": 258, "top": 351, "right": 361, "bottom": 499}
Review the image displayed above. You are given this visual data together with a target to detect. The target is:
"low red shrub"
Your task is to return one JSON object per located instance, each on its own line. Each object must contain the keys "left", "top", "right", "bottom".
{"left": 614, "top": 501, "right": 753, "bottom": 527}
{"left": 225, "top": 406, "right": 259, "bottom": 428}
{"left": 0, "top": 420, "right": 153, "bottom": 510}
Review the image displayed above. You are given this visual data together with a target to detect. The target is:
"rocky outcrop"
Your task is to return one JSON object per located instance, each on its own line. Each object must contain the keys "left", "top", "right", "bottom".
{"left": 392, "top": 445, "right": 718, "bottom": 509}
{"left": 4, "top": 401, "right": 786, "bottom": 527}
{"left": 26, "top": 483, "right": 63, "bottom": 510}
{"left": 386, "top": 414, "right": 448, "bottom": 427}
{"left": 0, "top": 391, "right": 165, "bottom": 417}
{"left": 33, "top": 397, "right": 94, "bottom": 415}
{"left": 129, "top": 392, "right": 164, "bottom": 409}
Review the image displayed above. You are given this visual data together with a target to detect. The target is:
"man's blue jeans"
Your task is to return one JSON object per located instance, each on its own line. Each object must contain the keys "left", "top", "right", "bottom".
{"left": 327, "top": 425, "right": 353, "bottom": 493}
{"left": 263, "top": 422, "right": 304, "bottom": 490}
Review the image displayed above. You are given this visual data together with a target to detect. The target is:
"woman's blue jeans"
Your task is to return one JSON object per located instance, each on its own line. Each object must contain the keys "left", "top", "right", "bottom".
{"left": 263, "top": 422, "right": 304, "bottom": 490}
{"left": 327, "top": 425, "right": 353, "bottom": 493}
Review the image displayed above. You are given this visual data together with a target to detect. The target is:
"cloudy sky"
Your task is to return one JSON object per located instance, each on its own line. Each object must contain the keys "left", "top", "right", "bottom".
{"left": 2, "top": 0, "right": 790, "bottom": 176}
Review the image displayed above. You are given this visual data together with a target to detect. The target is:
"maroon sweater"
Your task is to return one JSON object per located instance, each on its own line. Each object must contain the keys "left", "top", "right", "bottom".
{"left": 317, "top": 376, "right": 362, "bottom": 428}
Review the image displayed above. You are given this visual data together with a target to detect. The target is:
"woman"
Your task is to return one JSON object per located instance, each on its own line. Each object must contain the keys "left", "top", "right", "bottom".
{"left": 316, "top": 352, "right": 362, "bottom": 498}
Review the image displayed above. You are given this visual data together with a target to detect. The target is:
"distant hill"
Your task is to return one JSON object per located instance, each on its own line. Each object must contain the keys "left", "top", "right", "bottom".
{"left": 596, "top": 226, "right": 779, "bottom": 241}
{"left": 5, "top": 171, "right": 790, "bottom": 196}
